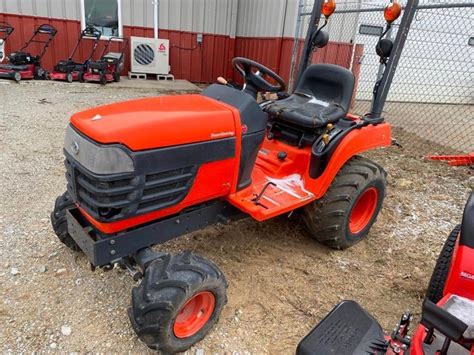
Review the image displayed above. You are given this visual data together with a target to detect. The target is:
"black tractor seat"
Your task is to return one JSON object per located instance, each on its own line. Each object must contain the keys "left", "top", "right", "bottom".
{"left": 0, "top": 63, "right": 29, "bottom": 71}
{"left": 265, "top": 64, "right": 355, "bottom": 130}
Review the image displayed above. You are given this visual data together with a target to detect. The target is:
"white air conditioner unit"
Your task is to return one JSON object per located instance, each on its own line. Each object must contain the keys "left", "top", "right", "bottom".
{"left": 130, "top": 36, "right": 170, "bottom": 75}
{"left": 0, "top": 39, "right": 6, "bottom": 62}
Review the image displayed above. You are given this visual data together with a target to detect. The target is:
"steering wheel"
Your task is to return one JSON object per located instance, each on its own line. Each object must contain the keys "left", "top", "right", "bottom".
{"left": 232, "top": 57, "right": 286, "bottom": 96}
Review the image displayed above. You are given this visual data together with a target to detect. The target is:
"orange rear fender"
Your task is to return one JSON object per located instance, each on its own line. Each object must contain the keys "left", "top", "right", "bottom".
{"left": 306, "top": 122, "right": 391, "bottom": 198}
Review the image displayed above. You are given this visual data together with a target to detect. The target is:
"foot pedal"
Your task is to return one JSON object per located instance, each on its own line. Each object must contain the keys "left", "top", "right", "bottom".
{"left": 128, "top": 72, "right": 147, "bottom": 80}
{"left": 297, "top": 301, "right": 387, "bottom": 355}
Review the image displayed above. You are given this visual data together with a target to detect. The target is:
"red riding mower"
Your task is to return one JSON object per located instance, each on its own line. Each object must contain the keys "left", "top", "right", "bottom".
{"left": 82, "top": 36, "right": 127, "bottom": 85}
{"left": 0, "top": 22, "right": 14, "bottom": 63}
{"left": 48, "top": 26, "right": 102, "bottom": 83}
{"left": 298, "top": 192, "right": 474, "bottom": 355}
{"left": 51, "top": 0, "right": 412, "bottom": 352}
{"left": 0, "top": 23, "right": 57, "bottom": 82}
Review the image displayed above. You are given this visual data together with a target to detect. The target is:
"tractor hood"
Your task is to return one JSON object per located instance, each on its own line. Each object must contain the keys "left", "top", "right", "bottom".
{"left": 70, "top": 95, "right": 237, "bottom": 151}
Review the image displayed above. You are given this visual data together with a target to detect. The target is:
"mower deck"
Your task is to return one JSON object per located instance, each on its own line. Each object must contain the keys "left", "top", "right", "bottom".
{"left": 0, "top": 64, "right": 34, "bottom": 80}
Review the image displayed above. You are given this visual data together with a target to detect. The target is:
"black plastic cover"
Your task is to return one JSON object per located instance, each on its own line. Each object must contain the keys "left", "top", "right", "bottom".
{"left": 297, "top": 300, "right": 386, "bottom": 355}
{"left": 460, "top": 192, "right": 474, "bottom": 248}
{"left": 237, "top": 131, "right": 265, "bottom": 189}
{"left": 309, "top": 119, "right": 357, "bottom": 179}
{"left": 9, "top": 52, "right": 34, "bottom": 65}
{"left": 421, "top": 299, "right": 468, "bottom": 342}
{"left": 202, "top": 84, "right": 267, "bottom": 134}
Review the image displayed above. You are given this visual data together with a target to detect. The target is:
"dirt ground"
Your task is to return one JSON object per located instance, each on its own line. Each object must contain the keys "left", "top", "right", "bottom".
{"left": 0, "top": 80, "right": 472, "bottom": 354}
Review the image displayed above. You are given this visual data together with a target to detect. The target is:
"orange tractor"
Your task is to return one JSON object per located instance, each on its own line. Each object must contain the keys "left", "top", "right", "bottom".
{"left": 51, "top": 0, "right": 411, "bottom": 351}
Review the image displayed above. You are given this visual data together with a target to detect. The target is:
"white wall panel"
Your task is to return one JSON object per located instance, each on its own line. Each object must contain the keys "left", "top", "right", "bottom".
{"left": 1, "top": 0, "right": 80, "bottom": 20}
{"left": 0, "top": 0, "right": 294, "bottom": 38}
{"left": 236, "top": 0, "right": 288, "bottom": 37}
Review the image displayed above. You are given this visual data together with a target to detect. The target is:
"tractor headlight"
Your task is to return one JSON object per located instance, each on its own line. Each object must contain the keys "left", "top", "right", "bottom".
{"left": 64, "top": 124, "right": 134, "bottom": 174}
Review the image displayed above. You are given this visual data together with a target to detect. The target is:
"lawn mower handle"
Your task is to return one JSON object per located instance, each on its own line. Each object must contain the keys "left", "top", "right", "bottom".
{"left": 0, "top": 22, "right": 14, "bottom": 37}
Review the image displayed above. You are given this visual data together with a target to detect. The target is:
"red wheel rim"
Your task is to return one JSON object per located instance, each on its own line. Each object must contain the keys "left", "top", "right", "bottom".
{"left": 173, "top": 291, "right": 216, "bottom": 339}
{"left": 349, "top": 187, "right": 379, "bottom": 234}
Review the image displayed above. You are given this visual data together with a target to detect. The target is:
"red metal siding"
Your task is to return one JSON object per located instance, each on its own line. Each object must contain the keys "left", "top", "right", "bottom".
{"left": 0, "top": 12, "right": 363, "bottom": 85}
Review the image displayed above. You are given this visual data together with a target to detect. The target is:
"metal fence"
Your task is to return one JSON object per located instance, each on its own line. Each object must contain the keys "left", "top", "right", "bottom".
{"left": 290, "top": 0, "right": 473, "bottom": 161}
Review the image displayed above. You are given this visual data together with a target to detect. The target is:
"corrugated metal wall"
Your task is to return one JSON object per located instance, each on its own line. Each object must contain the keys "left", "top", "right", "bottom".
{"left": 0, "top": 0, "right": 361, "bottom": 83}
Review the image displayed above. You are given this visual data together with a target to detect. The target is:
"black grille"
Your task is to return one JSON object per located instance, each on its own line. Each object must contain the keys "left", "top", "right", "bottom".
{"left": 65, "top": 156, "right": 197, "bottom": 222}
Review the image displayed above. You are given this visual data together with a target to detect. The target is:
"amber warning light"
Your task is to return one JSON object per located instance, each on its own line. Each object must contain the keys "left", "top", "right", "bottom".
{"left": 384, "top": 2, "right": 402, "bottom": 23}
{"left": 322, "top": 0, "right": 336, "bottom": 18}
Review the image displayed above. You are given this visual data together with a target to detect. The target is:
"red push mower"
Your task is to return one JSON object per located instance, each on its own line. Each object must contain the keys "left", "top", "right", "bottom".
{"left": 82, "top": 36, "right": 127, "bottom": 85}
{"left": 48, "top": 26, "right": 102, "bottom": 83}
{"left": 0, "top": 23, "right": 57, "bottom": 82}
{"left": 51, "top": 0, "right": 412, "bottom": 352}
{"left": 0, "top": 22, "right": 14, "bottom": 63}
{"left": 298, "top": 192, "right": 474, "bottom": 355}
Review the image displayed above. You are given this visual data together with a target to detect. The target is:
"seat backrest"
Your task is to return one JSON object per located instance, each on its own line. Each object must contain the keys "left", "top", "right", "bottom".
{"left": 295, "top": 63, "right": 355, "bottom": 113}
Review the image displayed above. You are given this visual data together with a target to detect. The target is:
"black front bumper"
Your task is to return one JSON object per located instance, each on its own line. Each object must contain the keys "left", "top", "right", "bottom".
{"left": 66, "top": 201, "right": 245, "bottom": 267}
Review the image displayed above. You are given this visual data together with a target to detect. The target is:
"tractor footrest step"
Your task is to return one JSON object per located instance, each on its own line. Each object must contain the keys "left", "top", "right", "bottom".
{"left": 157, "top": 73, "right": 174, "bottom": 81}
{"left": 128, "top": 72, "right": 147, "bottom": 80}
{"left": 297, "top": 301, "right": 387, "bottom": 355}
{"left": 227, "top": 169, "right": 314, "bottom": 221}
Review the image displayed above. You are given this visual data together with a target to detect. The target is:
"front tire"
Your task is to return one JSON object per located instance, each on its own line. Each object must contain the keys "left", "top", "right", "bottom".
{"left": 303, "top": 156, "right": 386, "bottom": 249}
{"left": 13, "top": 71, "right": 21, "bottom": 83}
{"left": 51, "top": 191, "right": 80, "bottom": 251}
{"left": 129, "top": 252, "right": 227, "bottom": 353}
{"left": 425, "top": 225, "right": 461, "bottom": 303}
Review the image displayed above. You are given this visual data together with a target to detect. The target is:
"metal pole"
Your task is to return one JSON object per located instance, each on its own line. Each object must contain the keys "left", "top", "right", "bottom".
{"left": 370, "top": 25, "right": 393, "bottom": 108}
{"left": 153, "top": 0, "right": 159, "bottom": 39}
{"left": 369, "top": 0, "right": 419, "bottom": 119}
{"left": 288, "top": 0, "right": 304, "bottom": 92}
{"left": 294, "top": 0, "right": 324, "bottom": 90}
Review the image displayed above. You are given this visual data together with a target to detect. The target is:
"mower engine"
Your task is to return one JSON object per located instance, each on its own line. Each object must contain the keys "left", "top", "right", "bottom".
{"left": 9, "top": 52, "right": 35, "bottom": 66}
{"left": 54, "top": 59, "right": 83, "bottom": 73}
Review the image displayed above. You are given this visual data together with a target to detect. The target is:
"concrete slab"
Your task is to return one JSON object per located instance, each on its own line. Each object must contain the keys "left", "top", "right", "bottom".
{"left": 0, "top": 77, "right": 201, "bottom": 92}
{"left": 113, "top": 77, "right": 201, "bottom": 92}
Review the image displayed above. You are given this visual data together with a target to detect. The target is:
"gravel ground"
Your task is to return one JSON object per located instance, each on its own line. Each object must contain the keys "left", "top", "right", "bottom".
{"left": 0, "top": 80, "right": 472, "bottom": 353}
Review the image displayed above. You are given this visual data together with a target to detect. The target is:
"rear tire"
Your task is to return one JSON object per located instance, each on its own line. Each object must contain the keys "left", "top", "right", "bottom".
{"left": 129, "top": 252, "right": 227, "bottom": 353}
{"left": 113, "top": 72, "right": 121, "bottom": 82}
{"left": 51, "top": 191, "right": 80, "bottom": 251}
{"left": 303, "top": 156, "right": 386, "bottom": 249}
{"left": 34, "top": 67, "right": 45, "bottom": 80}
{"left": 99, "top": 73, "right": 107, "bottom": 85}
{"left": 425, "top": 225, "right": 461, "bottom": 303}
